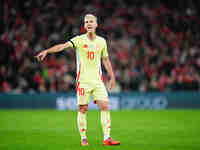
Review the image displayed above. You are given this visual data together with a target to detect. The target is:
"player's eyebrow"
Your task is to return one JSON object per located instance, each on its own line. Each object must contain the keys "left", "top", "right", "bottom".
{"left": 84, "top": 19, "right": 94, "bottom": 23}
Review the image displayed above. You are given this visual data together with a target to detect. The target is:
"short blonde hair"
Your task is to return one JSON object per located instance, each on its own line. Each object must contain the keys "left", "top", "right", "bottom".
{"left": 84, "top": 14, "right": 97, "bottom": 22}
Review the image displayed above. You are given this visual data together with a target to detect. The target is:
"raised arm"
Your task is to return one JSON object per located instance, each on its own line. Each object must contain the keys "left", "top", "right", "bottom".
{"left": 35, "top": 41, "right": 73, "bottom": 61}
{"left": 102, "top": 56, "right": 115, "bottom": 92}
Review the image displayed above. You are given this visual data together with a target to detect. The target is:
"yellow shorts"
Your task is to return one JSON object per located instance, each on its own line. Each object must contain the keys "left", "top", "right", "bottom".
{"left": 76, "top": 81, "right": 108, "bottom": 105}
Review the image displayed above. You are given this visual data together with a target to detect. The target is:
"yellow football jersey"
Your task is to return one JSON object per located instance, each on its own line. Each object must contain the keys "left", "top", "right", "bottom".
{"left": 70, "top": 34, "right": 108, "bottom": 84}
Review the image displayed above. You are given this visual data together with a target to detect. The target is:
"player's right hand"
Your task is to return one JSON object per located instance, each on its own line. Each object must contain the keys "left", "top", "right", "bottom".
{"left": 108, "top": 77, "right": 115, "bottom": 92}
{"left": 35, "top": 51, "right": 47, "bottom": 62}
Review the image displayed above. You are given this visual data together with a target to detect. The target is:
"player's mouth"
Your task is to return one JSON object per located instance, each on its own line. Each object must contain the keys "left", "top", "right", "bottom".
{"left": 87, "top": 26, "right": 93, "bottom": 30}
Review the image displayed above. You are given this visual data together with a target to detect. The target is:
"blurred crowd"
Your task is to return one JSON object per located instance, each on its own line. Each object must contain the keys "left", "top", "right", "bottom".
{"left": 1, "top": 0, "right": 200, "bottom": 93}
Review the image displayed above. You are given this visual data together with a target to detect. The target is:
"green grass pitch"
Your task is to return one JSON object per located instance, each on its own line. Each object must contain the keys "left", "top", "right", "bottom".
{"left": 0, "top": 109, "right": 200, "bottom": 150}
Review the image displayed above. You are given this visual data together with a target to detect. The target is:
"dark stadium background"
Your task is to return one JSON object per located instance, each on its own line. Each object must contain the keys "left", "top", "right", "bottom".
{"left": 1, "top": 0, "right": 200, "bottom": 93}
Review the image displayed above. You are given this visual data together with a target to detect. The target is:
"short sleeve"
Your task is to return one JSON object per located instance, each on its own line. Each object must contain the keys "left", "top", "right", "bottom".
{"left": 101, "top": 40, "right": 109, "bottom": 58}
{"left": 70, "top": 36, "right": 80, "bottom": 48}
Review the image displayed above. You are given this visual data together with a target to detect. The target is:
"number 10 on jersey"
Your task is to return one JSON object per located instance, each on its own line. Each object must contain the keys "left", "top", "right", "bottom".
{"left": 87, "top": 51, "right": 94, "bottom": 60}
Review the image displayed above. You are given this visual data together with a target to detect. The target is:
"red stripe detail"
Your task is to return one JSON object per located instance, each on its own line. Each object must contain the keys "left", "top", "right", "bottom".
{"left": 76, "top": 81, "right": 80, "bottom": 92}
{"left": 76, "top": 64, "right": 81, "bottom": 91}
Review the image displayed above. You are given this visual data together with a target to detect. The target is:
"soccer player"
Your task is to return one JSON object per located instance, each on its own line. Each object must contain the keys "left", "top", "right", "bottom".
{"left": 35, "top": 14, "right": 120, "bottom": 146}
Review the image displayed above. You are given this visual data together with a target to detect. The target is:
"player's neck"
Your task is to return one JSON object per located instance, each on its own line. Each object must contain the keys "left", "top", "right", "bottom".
{"left": 87, "top": 32, "right": 96, "bottom": 41}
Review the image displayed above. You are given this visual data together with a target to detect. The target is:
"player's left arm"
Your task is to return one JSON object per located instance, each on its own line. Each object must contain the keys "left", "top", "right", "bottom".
{"left": 102, "top": 56, "right": 115, "bottom": 92}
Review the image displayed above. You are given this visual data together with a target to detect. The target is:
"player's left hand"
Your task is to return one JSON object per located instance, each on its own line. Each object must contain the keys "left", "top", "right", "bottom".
{"left": 108, "top": 78, "right": 115, "bottom": 92}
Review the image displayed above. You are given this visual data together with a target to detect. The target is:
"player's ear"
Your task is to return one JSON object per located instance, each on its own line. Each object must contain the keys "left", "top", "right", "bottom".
{"left": 84, "top": 22, "right": 86, "bottom": 29}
